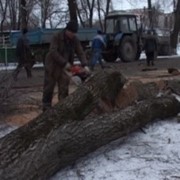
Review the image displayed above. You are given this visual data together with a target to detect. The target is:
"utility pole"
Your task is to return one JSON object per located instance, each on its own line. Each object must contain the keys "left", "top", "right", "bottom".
{"left": 147, "top": 0, "right": 153, "bottom": 29}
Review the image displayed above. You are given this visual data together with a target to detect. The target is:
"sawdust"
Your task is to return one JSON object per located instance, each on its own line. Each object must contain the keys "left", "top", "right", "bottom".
{"left": 2, "top": 62, "right": 180, "bottom": 127}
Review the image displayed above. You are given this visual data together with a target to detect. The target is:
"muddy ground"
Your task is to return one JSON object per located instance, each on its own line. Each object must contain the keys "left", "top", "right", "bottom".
{"left": 1, "top": 57, "right": 180, "bottom": 127}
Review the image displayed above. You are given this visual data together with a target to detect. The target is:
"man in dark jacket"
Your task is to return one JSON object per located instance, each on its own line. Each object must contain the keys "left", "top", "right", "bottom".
{"left": 42, "top": 21, "right": 90, "bottom": 112}
{"left": 144, "top": 30, "right": 158, "bottom": 66}
{"left": 13, "top": 28, "right": 34, "bottom": 80}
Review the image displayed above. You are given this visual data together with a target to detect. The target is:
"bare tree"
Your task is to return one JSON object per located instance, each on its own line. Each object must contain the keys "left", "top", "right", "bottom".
{"left": 32, "top": 0, "right": 68, "bottom": 28}
{"left": 38, "top": 0, "right": 51, "bottom": 28}
{"left": 170, "top": 0, "right": 180, "bottom": 52}
{"left": 8, "top": 0, "right": 20, "bottom": 30}
{"left": 19, "top": 0, "right": 28, "bottom": 29}
{"left": 76, "top": 0, "right": 89, "bottom": 27}
{"left": 0, "top": 0, "right": 8, "bottom": 31}
{"left": 67, "top": 0, "right": 78, "bottom": 22}
{"left": 104, "top": 0, "right": 113, "bottom": 29}
{"left": 47, "top": 0, "right": 69, "bottom": 28}
{"left": 97, "top": 0, "right": 112, "bottom": 30}
{"left": 76, "top": 0, "right": 112, "bottom": 28}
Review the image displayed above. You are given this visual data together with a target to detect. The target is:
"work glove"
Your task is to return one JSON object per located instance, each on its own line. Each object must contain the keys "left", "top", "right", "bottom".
{"left": 64, "top": 62, "right": 72, "bottom": 71}
{"left": 84, "top": 66, "right": 91, "bottom": 74}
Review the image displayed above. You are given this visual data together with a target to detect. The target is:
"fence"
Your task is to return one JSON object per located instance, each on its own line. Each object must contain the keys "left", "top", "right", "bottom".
{"left": 0, "top": 34, "right": 16, "bottom": 65}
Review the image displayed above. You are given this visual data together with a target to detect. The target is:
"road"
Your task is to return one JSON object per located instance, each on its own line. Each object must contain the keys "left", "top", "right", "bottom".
{"left": 1, "top": 55, "right": 180, "bottom": 126}
{"left": 8, "top": 55, "right": 180, "bottom": 88}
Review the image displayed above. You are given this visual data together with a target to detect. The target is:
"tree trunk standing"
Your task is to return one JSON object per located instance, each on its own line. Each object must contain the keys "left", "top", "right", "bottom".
{"left": 87, "top": 0, "right": 95, "bottom": 27}
{"left": 0, "top": 70, "right": 126, "bottom": 180}
{"left": 147, "top": 0, "right": 153, "bottom": 29}
{"left": 20, "top": 0, "right": 27, "bottom": 29}
{"left": 67, "top": 0, "right": 78, "bottom": 23}
{"left": 9, "top": 0, "right": 20, "bottom": 30}
{"left": 104, "top": 0, "right": 112, "bottom": 31}
{"left": 41, "top": 0, "right": 46, "bottom": 28}
{"left": 170, "top": 0, "right": 180, "bottom": 53}
{"left": 0, "top": 0, "right": 8, "bottom": 32}
{"left": 97, "top": 0, "right": 103, "bottom": 30}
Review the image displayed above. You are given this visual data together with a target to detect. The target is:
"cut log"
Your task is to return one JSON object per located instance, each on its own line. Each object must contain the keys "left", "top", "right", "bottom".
{"left": 97, "top": 80, "right": 167, "bottom": 113}
{"left": 115, "top": 80, "right": 165, "bottom": 109}
{"left": 167, "top": 79, "right": 180, "bottom": 95}
{"left": 1, "top": 95, "right": 180, "bottom": 180}
{"left": 0, "top": 70, "right": 126, "bottom": 180}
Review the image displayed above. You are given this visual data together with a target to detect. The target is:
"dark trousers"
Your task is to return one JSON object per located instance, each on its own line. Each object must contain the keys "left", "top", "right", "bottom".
{"left": 90, "top": 49, "right": 104, "bottom": 70}
{"left": 42, "top": 70, "right": 70, "bottom": 111}
{"left": 146, "top": 52, "right": 155, "bottom": 66}
{"left": 13, "top": 61, "right": 32, "bottom": 80}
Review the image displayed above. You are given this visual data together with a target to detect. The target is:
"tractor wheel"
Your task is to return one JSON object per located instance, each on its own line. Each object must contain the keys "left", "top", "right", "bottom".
{"left": 119, "top": 36, "right": 137, "bottom": 62}
{"left": 102, "top": 51, "right": 117, "bottom": 62}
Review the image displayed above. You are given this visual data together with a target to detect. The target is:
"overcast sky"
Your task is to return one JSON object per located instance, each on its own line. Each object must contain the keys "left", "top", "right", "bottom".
{"left": 111, "top": 0, "right": 173, "bottom": 13}
{"left": 112, "top": 0, "right": 148, "bottom": 10}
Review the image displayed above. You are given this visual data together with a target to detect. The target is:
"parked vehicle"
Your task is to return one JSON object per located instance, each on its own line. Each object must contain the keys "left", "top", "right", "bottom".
{"left": 0, "top": 11, "right": 172, "bottom": 64}
{"left": 8, "top": 28, "right": 97, "bottom": 63}
{"left": 102, "top": 10, "right": 172, "bottom": 62}
{"left": 102, "top": 10, "right": 142, "bottom": 62}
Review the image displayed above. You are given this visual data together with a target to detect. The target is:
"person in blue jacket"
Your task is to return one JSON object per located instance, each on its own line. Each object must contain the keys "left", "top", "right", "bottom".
{"left": 90, "top": 30, "right": 106, "bottom": 71}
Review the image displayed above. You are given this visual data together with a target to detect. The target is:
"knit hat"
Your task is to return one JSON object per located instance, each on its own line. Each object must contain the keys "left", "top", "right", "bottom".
{"left": 97, "top": 30, "right": 103, "bottom": 34}
{"left": 22, "top": 28, "right": 28, "bottom": 34}
{"left": 66, "top": 21, "right": 78, "bottom": 33}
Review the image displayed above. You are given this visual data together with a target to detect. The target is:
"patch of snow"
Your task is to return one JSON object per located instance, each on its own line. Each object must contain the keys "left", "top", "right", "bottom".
{"left": 51, "top": 119, "right": 180, "bottom": 180}
{"left": 0, "top": 61, "right": 82, "bottom": 71}
{"left": 0, "top": 124, "right": 17, "bottom": 138}
{"left": 0, "top": 118, "right": 180, "bottom": 180}
{"left": 172, "top": 93, "right": 180, "bottom": 102}
{"left": 140, "top": 51, "right": 146, "bottom": 60}
{"left": 140, "top": 51, "right": 180, "bottom": 60}
{"left": 0, "top": 62, "right": 44, "bottom": 71}
{"left": 176, "top": 44, "right": 180, "bottom": 55}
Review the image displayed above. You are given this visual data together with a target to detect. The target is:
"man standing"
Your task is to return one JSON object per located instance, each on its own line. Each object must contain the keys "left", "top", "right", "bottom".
{"left": 144, "top": 30, "right": 158, "bottom": 66}
{"left": 42, "top": 21, "right": 90, "bottom": 112}
{"left": 13, "top": 28, "right": 34, "bottom": 80}
{"left": 90, "top": 30, "right": 106, "bottom": 71}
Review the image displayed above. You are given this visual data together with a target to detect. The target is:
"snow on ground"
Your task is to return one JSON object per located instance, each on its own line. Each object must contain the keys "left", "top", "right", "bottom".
{"left": 50, "top": 119, "right": 180, "bottom": 180}
{"left": 0, "top": 62, "right": 44, "bottom": 71}
{"left": 0, "top": 47, "right": 180, "bottom": 179}
{"left": 0, "top": 124, "right": 17, "bottom": 138}
{"left": 1, "top": 119, "right": 179, "bottom": 180}
{"left": 0, "top": 43, "right": 180, "bottom": 70}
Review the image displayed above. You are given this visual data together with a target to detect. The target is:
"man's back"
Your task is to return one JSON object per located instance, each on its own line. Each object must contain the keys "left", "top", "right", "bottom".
{"left": 144, "top": 36, "right": 157, "bottom": 54}
{"left": 92, "top": 34, "right": 106, "bottom": 50}
{"left": 16, "top": 34, "right": 30, "bottom": 58}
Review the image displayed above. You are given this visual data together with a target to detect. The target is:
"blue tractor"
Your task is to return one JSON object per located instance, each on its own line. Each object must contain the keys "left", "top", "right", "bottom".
{"left": 102, "top": 11, "right": 142, "bottom": 62}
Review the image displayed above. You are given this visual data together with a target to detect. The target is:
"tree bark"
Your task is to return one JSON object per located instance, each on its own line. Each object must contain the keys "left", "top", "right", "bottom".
{"left": 67, "top": 0, "right": 78, "bottom": 23}
{"left": 0, "top": 70, "right": 126, "bottom": 180}
{"left": 20, "top": 0, "right": 27, "bottom": 29}
{"left": 1, "top": 95, "right": 179, "bottom": 180}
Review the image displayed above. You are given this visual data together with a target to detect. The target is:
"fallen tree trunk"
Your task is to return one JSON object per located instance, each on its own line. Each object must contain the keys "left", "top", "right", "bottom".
{"left": 0, "top": 70, "right": 126, "bottom": 180}
{"left": 1, "top": 95, "right": 180, "bottom": 180}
